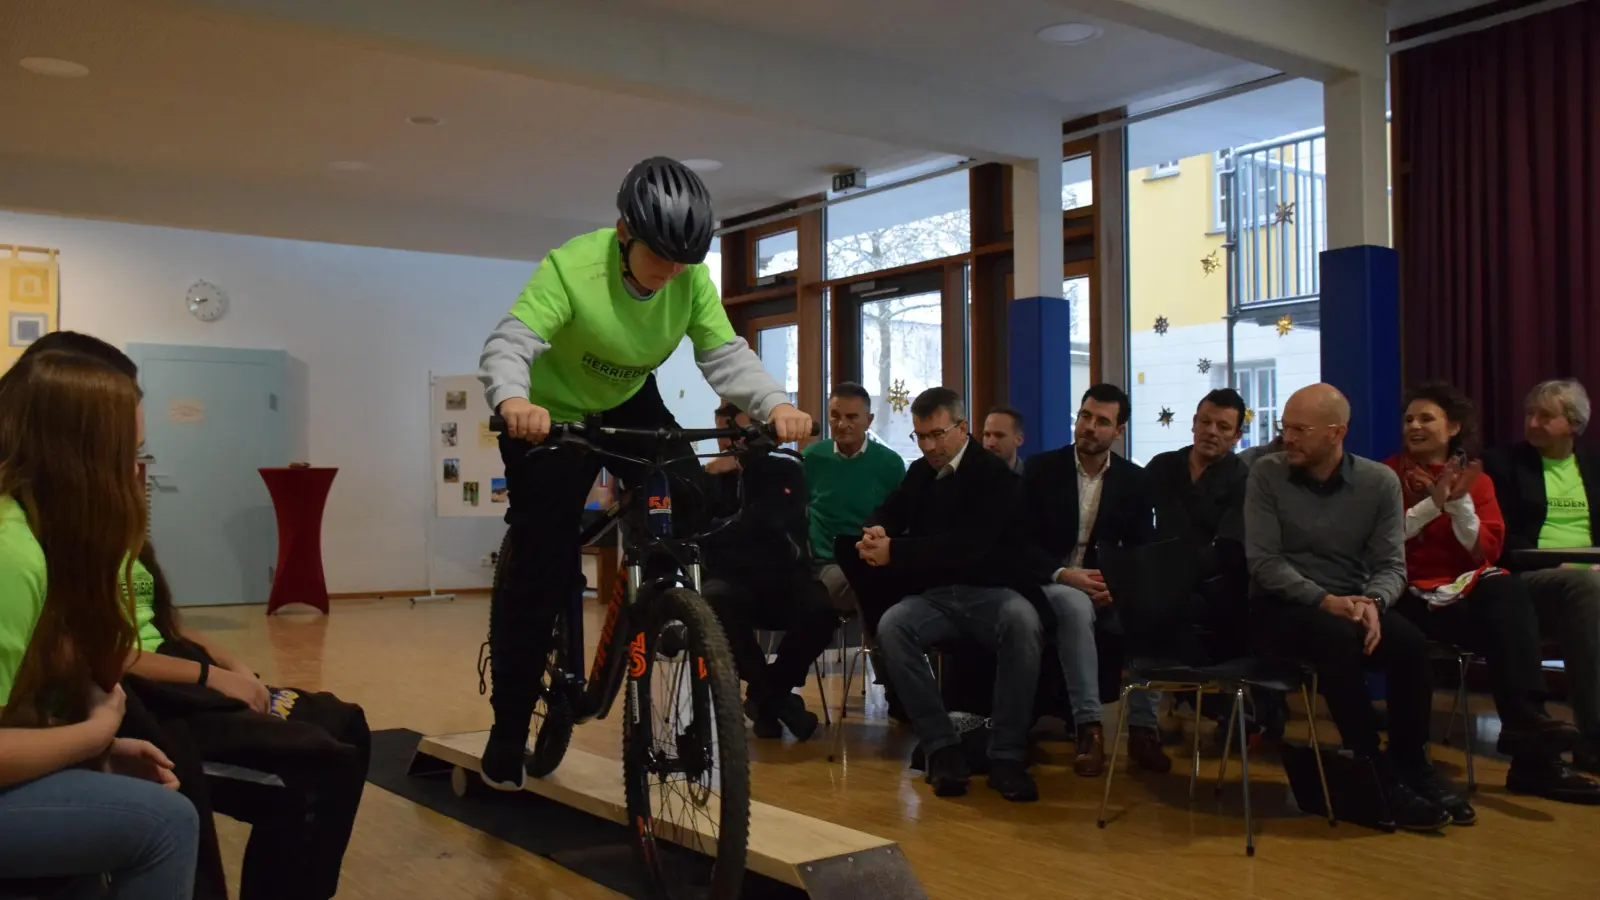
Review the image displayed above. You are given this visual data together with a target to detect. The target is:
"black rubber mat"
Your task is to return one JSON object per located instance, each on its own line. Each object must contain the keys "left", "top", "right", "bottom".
{"left": 366, "top": 728, "right": 806, "bottom": 899}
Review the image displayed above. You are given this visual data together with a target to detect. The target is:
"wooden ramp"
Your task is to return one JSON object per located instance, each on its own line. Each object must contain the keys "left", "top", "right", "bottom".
{"left": 410, "top": 730, "right": 925, "bottom": 899}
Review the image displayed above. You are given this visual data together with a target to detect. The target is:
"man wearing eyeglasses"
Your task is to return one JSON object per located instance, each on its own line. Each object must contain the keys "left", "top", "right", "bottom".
{"left": 1245, "top": 383, "right": 1470, "bottom": 833}
{"left": 858, "top": 387, "right": 1045, "bottom": 802}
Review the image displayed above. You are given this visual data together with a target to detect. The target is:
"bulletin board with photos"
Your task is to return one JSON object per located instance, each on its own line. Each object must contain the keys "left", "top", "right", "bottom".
{"left": 429, "top": 373, "right": 614, "bottom": 518}
{"left": 1, "top": 246, "right": 60, "bottom": 374}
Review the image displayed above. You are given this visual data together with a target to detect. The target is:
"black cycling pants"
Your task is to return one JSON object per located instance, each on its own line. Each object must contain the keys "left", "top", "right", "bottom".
{"left": 489, "top": 376, "right": 707, "bottom": 739}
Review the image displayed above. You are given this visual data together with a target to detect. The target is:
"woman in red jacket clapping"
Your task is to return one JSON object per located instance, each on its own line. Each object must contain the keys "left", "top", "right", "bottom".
{"left": 1387, "top": 382, "right": 1599, "bottom": 804}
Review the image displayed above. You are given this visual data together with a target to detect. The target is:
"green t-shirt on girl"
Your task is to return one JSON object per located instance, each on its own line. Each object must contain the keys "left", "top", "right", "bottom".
{"left": 508, "top": 227, "right": 736, "bottom": 422}
{"left": 0, "top": 495, "right": 47, "bottom": 708}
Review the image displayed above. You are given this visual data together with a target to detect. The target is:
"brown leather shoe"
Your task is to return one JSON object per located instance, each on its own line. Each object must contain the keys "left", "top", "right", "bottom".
{"left": 1074, "top": 723, "right": 1105, "bottom": 777}
{"left": 1127, "top": 726, "right": 1173, "bottom": 774}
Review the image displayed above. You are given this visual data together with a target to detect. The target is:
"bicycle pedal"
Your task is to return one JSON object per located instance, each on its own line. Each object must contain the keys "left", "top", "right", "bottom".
{"left": 657, "top": 621, "right": 689, "bottom": 659}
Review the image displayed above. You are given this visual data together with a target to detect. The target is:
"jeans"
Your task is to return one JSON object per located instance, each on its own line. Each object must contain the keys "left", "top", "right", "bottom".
{"left": 877, "top": 585, "right": 1041, "bottom": 761}
{"left": 1522, "top": 567, "right": 1600, "bottom": 736}
{"left": 1036, "top": 583, "right": 1144, "bottom": 728}
{"left": 0, "top": 768, "right": 199, "bottom": 900}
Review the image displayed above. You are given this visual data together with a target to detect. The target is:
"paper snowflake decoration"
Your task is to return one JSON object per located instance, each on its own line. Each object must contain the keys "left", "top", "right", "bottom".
{"left": 1274, "top": 201, "right": 1296, "bottom": 225}
{"left": 887, "top": 378, "right": 911, "bottom": 413}
{"left": 1158, "top": 407, "right": 1175, "bottom": 427}
{"left": 1154, "top": 315, "right": 1170, "bottom": 336}
{"left": 1197, "top": 358, "right": 1212, "bottom": 374}
{"left": 1200, "top": 249, "right": 1220, "bottom": 277}
{"left": 1276, "top": 314, "right": 1294, "bottom": 337}
{"left": 1244, "top": 408, "right": 1256, "bottom": 426}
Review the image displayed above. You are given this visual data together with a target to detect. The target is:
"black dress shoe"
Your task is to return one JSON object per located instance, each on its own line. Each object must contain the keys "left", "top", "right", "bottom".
{"left": 986, "top": 760, "right": 1039, "bottom": 802}
{"left": 925, "top": 745, "right": 971, "bottom": 798}
{"left": 742, "top": 697, "right": 783, "bottom": 740}
{"left": 1497, "top": 716, "right": 1583, "bottom": 758}
{"left": 1507, "top": 758, "right": 1600, "bottom": 805}
{"left": 771, "top": 692, "right": 820, "bottom": 742}
{"left": 1401, "top": 761, "right": 1476, "bottom": 826}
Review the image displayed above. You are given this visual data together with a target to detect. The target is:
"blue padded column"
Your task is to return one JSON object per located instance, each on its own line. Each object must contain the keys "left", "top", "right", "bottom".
{"left": 1008, "top": 296, "right": 1075, "bottom": 461}
{"left": 1319, "top": 245, "right": 1400, "bottom": 462}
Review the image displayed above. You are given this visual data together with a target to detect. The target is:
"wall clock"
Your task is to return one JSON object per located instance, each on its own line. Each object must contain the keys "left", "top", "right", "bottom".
{"left": 186, "top": 280, "right": 229, "bottom": 323}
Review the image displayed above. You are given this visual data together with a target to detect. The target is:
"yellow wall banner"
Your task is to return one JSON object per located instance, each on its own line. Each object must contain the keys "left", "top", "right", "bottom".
{"left": 1, "top": 245, "right": 60, "bottom": 373}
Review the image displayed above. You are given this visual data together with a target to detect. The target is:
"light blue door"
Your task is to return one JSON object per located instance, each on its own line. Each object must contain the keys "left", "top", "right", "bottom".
{"left": 128, "top": 344, "right": 288, "bottom": 607}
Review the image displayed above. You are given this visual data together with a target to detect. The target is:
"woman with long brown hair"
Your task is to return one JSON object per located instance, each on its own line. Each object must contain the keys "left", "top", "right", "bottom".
{"left": 0, "top": 348, "right": 199, "bottom": 898}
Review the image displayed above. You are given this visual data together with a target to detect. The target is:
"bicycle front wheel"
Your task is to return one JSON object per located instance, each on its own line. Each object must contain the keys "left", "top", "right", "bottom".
{"left": 622, "top": 587, "right": 751, "bottom": 900}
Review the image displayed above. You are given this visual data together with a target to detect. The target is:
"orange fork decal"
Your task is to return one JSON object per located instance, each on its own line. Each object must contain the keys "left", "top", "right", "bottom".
{"left": 628, "top": 632, "right": 649, "bottom": 679}
{"left": 588, "top": 568, "right": 629, "bottom": 682}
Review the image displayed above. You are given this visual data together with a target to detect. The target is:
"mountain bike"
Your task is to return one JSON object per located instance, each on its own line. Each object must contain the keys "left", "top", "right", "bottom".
{"left": 478, "top": 413, "right": 814, "bottom": 900}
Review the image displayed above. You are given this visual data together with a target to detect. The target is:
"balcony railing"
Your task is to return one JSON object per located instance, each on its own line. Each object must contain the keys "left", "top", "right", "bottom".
{"left": 1222, "top": 129, "right": 1327, "bottom": 312}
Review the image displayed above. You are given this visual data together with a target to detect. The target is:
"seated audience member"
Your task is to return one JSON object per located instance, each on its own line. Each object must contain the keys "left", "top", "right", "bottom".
{"left": 700, "top": 401, "right": 837, "bottom": 741}
{"left": 982, "top": 407, "right": 1026, "bottom": 473}
{"left": 1021, "top": 383, "right": 1157, "bottom": 776}
{"left": 802, "top": 383, "right": 906, "bottom": 620}
{"left": 1237, "top": 432, "right": 1283, "bottom": 468}
{"left": 0, "top": 349, "right": 200, "bottom": 898}
{"left": 864, "top": 388, "right": 1043, "bottom": 801}
{"left": 1386, "top": 382, "right": 1598, "bottom": 803}
{"left": 25, "top": 331, "right": 369, "bottom": 899}
{"left": 1246, "top": 383, "right": 1467, "bottom": 832}
{"left": 1484, "top": 379, "right": 1600, "bottom": 772}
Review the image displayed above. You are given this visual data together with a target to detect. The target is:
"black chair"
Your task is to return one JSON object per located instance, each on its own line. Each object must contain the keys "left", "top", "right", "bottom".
{"left": 1096, "top": 540, "right": 1335, "bottom": 856}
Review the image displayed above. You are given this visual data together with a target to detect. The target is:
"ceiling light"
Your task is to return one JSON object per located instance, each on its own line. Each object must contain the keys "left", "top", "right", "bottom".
{"left": 682, "top": 159, "right": 723, "bottom": 173}
{"left": 328, "top": 160, "right": 369, "bottom": 172}
{"left": 19, "top": 57, "right": 89, "bottom": 77}
{"left": 1035, "top": 23, "right": 1102, "bottom": 45}
{"left": 407, "top": 115, "right": 442, "bottom": 126}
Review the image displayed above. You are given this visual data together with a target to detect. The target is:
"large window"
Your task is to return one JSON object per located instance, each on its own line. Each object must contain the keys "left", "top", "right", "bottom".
{"left": 826, "top": 170, "right": 970, "bottom": 279}
{"left": 1065, "top": 276, "right": 1091, "bottom": 407}
{"left": 755, "top": 322, "right": 799, "bottom": 408}
{"left": 1062, "top": 153, "right": 1094, "bottom": 211}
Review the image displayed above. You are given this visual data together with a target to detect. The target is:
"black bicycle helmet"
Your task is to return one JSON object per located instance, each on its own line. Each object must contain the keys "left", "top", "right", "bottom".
{"left": 616, "top": 157, "right": 715, "bottom": 265}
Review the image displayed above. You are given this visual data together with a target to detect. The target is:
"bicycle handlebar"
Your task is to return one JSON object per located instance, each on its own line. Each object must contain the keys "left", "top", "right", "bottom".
{"left": 487, "top": 415, "right": 819, "bottom": 444}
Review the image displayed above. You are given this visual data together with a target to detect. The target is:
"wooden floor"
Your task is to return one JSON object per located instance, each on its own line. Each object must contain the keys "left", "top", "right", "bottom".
{"left": 195, "top": 596, "right": 1600, "bottom": 900}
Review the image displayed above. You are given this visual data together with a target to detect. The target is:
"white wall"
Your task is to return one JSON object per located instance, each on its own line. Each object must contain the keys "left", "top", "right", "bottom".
{"left": 2, "top": 210, "right": 542, "bottom": 593}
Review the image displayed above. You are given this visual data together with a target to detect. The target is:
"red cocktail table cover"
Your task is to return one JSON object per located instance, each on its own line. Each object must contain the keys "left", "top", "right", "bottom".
{"left": 259, "top": 467, "right": 337, "bottom": 614}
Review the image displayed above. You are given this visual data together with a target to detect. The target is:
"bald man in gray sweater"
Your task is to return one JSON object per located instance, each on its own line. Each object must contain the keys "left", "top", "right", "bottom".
{"left": 1246, "top": 384, "right": 1469, "bottom": 833}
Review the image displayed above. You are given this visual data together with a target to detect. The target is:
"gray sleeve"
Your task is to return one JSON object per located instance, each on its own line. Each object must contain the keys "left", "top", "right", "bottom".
{"left": 477, "top": 314, "right": 550, "bottom": 412}
{"left": 694, "top": 337, "right": 790, "bottom": 422}
{"left": 1243, "top": 463, "right": 1328, "bottom": 606}
{"left": 1362, "top": 466, "right": 1409, "bottom": 608}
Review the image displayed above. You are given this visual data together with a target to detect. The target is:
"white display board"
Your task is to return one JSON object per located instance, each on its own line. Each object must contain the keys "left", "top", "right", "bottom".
{"left": 430, "top": 373, "right": 505, "bottom": 519}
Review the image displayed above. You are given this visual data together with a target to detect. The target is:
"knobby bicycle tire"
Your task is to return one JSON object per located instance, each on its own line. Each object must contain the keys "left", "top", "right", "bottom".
{"left": 491, "top": 530, "right": 575, "bottom": 778}
{"left": 622, "top": 587, "right": 751, "bottom": 900}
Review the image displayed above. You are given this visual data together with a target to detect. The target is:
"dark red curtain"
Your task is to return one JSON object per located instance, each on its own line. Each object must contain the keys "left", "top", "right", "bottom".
{"left": 1396, "top": 0, "right": 1600, "bottom": 447}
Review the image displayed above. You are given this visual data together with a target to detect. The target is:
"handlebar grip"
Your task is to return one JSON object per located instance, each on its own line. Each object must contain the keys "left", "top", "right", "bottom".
{"left": 488, "top": 415, "right": 506, "bottom": 433}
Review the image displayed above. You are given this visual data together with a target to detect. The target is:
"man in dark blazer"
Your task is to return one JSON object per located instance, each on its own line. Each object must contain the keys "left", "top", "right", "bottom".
{"left": 1483, "top": 379, "right": 1600, "bottom": 771}
{"left": 1020, "top": 383, "right": 1156, "bottom": 777}
{"left": 856, "top": 387, "right": 1048, "bottom": 803}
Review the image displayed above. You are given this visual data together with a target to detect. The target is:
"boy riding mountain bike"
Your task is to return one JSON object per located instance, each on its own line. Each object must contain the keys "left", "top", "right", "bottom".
{"left": 477, "top": 156, "right": 812, "bottom": 789}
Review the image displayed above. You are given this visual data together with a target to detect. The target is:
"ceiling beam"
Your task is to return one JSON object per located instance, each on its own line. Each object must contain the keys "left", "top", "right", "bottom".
{"left": 1058, "top": 0, "right": 1389, "bottom": 81}
{"left": 177, "top": 0, "right": 1069, "bottom": 162}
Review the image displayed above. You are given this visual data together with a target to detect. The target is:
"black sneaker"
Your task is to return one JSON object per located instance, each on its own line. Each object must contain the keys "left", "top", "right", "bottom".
{"left": 1400, "top": 761, "right": 1476, "bottom": 826}
{"left": 986, "top": 760, "right": 1039, "bottom": 802}
{"left": 771, "top": 692, "right": 820, "bottom": 742}
{"left": 742, "top": 697, "right": 782, "bottom": 740}
{"left": 480, "top": 730, "right": 529, "bottom": 791}
{"left": 1507, "top": 757, "right": 1600, "bottom": 805}
{"left": 924, "top": 744, "right": 971, "bottom": 798}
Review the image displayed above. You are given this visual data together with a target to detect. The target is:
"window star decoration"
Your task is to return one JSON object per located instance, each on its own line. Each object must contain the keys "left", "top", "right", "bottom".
{"left": 887, "top": 378, "right": 911, "bottom": 413}
{"left": 1158, "top": 407, "right": 1175, "bottom": 427}
{"left": 1200, "top": 249, "right": 1220, "bottom": 277}
{"left": 1154, "top": 315, "right": 1170, "bottom": 336}
{"left": 1243, "top": 408, "right": 1256, "bottom": 426}
{"left": 1197, "top": 357, "right": 1212, "bottom": 375}
{"left": 1273, "top": 201, "right": 1296, "bottom": 225}
{"left": 1276, "top": 314, "right": 1294, "bottom": 336}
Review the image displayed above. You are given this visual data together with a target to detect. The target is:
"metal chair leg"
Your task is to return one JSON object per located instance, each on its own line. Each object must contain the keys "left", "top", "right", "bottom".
{"left": 1302, "top": 676, "right": 1335, "bottom": 826}
{"left": 815, "top": 659, "right": 831, "bottom": 727}
{"left": 1235, "top": 687, "right": 1255, "bottom": 857}
{"left": 1097, "top": 684, "right": 1135, "bottom": 828}
{"left": 1216, "top": 691, "right": 1239, "bottom": 795}
{"left": 828, "top": 646, "right": 864, "bottom": 763}
{"left": 1189, "top": 687, "right": 1205, "bottom": 801}
{"left": 1458, "top": 653, "right": 1476, "bottom": 791}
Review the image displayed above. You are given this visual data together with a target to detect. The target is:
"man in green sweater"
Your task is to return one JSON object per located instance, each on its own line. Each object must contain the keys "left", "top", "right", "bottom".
{"left": 803, "top": 383, "right": 907, "bottom": 621}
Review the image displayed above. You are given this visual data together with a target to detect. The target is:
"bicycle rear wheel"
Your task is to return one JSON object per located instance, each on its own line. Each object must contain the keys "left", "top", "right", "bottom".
{"left": 622, "top": 587, "right": 750, "bottom": 900}
{"left": 490, "top": 530, "right": 574, "bottom": 778}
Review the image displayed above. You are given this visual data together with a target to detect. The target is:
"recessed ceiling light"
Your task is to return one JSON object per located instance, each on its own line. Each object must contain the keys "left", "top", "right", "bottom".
{"left": 19, "top": 57, "right": 90, "bottom": 78}
{"left": 682, "top": 159, "right": 723, "bottom": 173}
{"left": 407, "top": 115, "right": 442, "bottom": 126}
{"left": 1035, "top": 23, "right": 1102, "bottom": 45}
{"left": 328, "top": 160, "right": 369, "bottom": 172}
